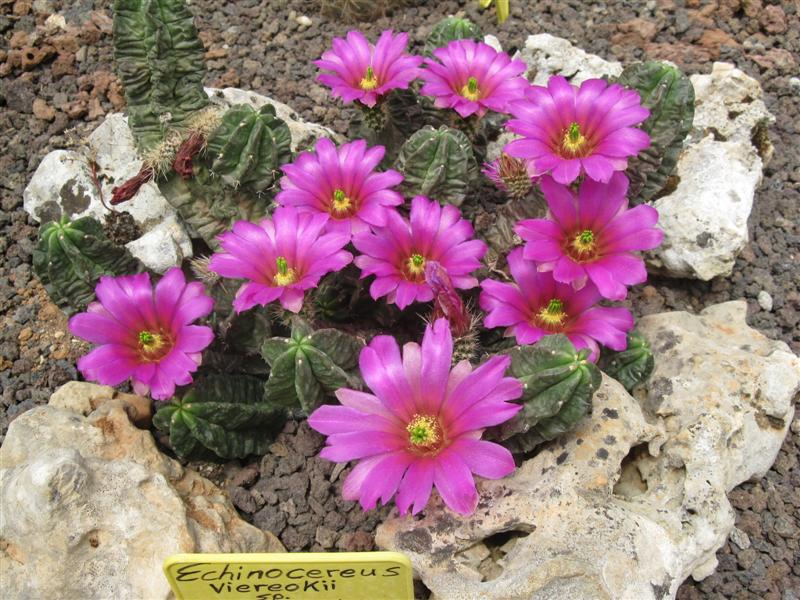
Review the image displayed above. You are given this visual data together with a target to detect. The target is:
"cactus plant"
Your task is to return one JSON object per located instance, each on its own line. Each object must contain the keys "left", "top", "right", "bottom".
{"left": 113, "top": 0, "right": 210, "bottom": 156}
{"left": 32, "top": 216, "right": 143, "bottom": 314}
{"left": 615, "top": 61, "right": 695, "bottom": 204}
{"left": 489, "top": 334, "right": 602, "bottom": 453}
{"left": 153, "top": 374, "right": 285, "bottom": 460}
{"left": 394, "top": 125, "right": 478, "bottom": 206}
{"left": 206, "top": 104, "right": 293, "bottom": 192}
{"left": 600, "top": 330, "right": 655, "bottom": 392}
{"left": 424, "top": 17, "right": 483, "bottom": 56}
{"left": 261, "top": 317, "right": 364, "bottom": 415}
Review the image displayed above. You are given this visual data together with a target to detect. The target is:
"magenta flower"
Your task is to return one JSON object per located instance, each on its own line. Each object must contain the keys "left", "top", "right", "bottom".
{"left": 419, "top": 39, "right": 529, "bottom": 118}
{"left": 315, "top": 30, "right": 423, "bottom": 108}
{"left": 208, "top": 207, "right": 352, "bottom": 314}
{"left": 479, "top": 248, "right": 634, "bottom": 361}
{"left": 276, "top": 137, "right": 404, "bottom": 237}
{"left": 308, "top": 318, "right": 523, "bottom": 515}
{"left": 68, "top": 268, "right": 214, "bottom": 400}
{"left": 505, "top": 75, "right": 650, "bottom": 184}
{"left": 516, "top": 173, "right": 663, "bottom": 300}
{"left": 353, "top": 195, "right": 487, "bottom": 309}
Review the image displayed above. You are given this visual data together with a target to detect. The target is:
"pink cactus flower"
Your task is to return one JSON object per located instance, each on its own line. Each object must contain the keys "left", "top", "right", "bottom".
{"left": 208, "top": 207, "right": 352, "bottom": 314}
{"left": 504, "top": 75, "right": 651, "bottom": 184}
{"left": 479, "top": 248, "right": 634, "bottom": 361}
{"left": 419, "top": 39, "right": 529, "bottom": 118}
{"left": 353, "top": 195, "right": 487, "bottom": 310}
{"left": 308, "top": 318, "right": 523, "bottom": 515}
{"left": 516, "top": 172, "right": 664, "bottom": 300}
{"left": 68, "top": 268, "right": 214, "bottom": 400}
{"left": 276, "top": 137, "right": 404, "bottom": 237}
{"left": 315, "top": 30, "right": 423, "bottom": 108}
{"left": 481, "top": 152, "right": 538, "bottom": 199}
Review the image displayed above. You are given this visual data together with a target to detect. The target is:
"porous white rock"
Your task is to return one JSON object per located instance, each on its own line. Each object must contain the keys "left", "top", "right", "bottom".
{"left": 123, "top": 215, "right": 193, "bottom": 275}
{"left": 377, "top": 301, "right": 799, "bottom": 600}
{"left": 521, "top": 33, "right": 623, "bottom": 85}
{"left": 0, "top": 383, "right": 284, "bottom": 600}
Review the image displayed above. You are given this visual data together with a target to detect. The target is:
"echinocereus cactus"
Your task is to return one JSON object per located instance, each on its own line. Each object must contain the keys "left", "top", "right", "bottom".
{"left": 505, "top": 75, "right": 651, "bottom": 184}
{"left": 394, "top": 126, "right": 478, "bottom": 206}
{"left": 32, "top": 216, "right": 143, "bottom": 314}
{"left": 599, "top": 330, "right": 655, "bottom": 392}
{"left": 315, "top": 30, "right": 422, "bottom": 108}
{"left": 261, "top": 317, "right": 364, "bottom": 415}
{"left": 353, "top": 195, "right": 487, "bottom": 309}
{"left": 276, "top": 138, "right": 404, "bottom": 236}
{"left": 479, "top": 248, "right": 634, "bottom": 361}
{"left": 206, "top": 103, "right": 293, "bottom": 193}
{"left": 489, "top": 334, "right": 602, "bottom": 453}
{"left": 516, "top": 172, "right": 663, "bottom": 300}
{"left": 308, "top": 318, "right": 523, "bottom": 516}
{"left": 208, "top": 207, "right": 353, "bottom": 314}
{"left": 420, "top": 39, "right": 528, "bottom": 118}
{"left": 153, "top": 374, "right": 285, "bottom": 459}
{"left": 614, "top": 61, "right": 695, "bottom": 204}
{"left": 68, "top": 268, "right": 215, "bottom": 400}
{"left": 423, "top": 17, "right": 483, "bottom": 57}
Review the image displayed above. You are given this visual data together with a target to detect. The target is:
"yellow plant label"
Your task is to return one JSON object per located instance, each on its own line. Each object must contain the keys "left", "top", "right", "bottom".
{"left": 163, "top": 552, "right": 414, "bottom": 600}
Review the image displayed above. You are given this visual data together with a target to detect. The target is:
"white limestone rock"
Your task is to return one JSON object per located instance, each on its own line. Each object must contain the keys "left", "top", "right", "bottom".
{"left": 0, "top": 384, "right": 284, "bottom": 600}
{"left": 377, "top": 301, "right": 799, "bottom": 600}
{"left": 521, "top": 33, "right": 623, "bottom": 85}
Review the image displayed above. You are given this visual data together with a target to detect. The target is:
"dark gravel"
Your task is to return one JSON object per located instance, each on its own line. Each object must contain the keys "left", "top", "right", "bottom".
{"left": 1, "top": 0, "right": 798, "bottom": 598}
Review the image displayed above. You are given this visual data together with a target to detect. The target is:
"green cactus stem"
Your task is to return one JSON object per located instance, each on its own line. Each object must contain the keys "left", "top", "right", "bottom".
{"left": 153, "top": 374, "right": 285, "bottom": 460}
{"left": 261, "top": 317, "right": 364, "bottom": 415}
{"left": 394, "top": 125, "right": 478, "bottom": 206}
{"left": 32, "top": 216, "right": 143, "bottom": 314}
{"left": 600, "top": 330, "right": 655, "bottom": 392}
{"left": 206, "top": 103, "right": 293, "bottom": 192}
{"left": 424, "top": 17, "right": 483, "bottom": 56}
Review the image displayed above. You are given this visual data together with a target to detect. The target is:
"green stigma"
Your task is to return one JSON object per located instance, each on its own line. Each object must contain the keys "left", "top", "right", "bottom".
{"left": 276, "top": 256, "right": 288, "bottom": 276}
{"left": 561, "top": 122, "right": 588, "bottom": 156}
{"left": 537, "top": 298, "right": 567, "bottom": 328}
{"left": 331, "top": 188, "right": 352, "bottom": 214}
{"left": 460, "top": 76, "right": 481, "bottom": 101}
{"left": 406, "top": 414, "right": 441, "bottom": 448}
{"left": 273, "top": 256, "right": 297, "bottom": 286}
{"left": 359, "top": 66, "right": 378, "bottom": 91}
{"left": 139, "top": 331, "right": 156, "bottom": 346}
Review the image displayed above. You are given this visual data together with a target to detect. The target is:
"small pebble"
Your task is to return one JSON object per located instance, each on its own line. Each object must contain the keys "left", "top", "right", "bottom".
{"left": 296, "top": 15, "right": 312, "bottom": 28}
{"left": 757, "top": 290, "right": 773, "bottom": 312}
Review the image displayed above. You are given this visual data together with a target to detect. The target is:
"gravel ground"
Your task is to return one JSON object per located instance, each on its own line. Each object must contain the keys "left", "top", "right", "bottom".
{"left": 1, "top": 0, "right": 798, "bottom": 598}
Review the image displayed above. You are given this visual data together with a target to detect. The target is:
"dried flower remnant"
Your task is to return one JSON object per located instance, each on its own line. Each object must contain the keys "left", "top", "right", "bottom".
{"left": 208, "top": 207, "right": 352, "bottom": 314}
{"left": 482, "top": 153, "right": 537, "bottom": 199}
{"left": 110, "top": 165, "right": 155, "bottom": 205}
{"left": 308, "top": 318, "right": 522, "bottom": 515}
{"left": 353, "top": 195, "right": 487, "bottom": 309}
{"left": 419, "top": 39, "right": 528, "bottom": 118}
{"left": 68, "top": 268, "right": 214, "bottom": 400}
{"left": 479, "top": 248, "right": 634, "bottom": 361}
{"left": 505, "top": 75, "right": 650, "bottom": 184}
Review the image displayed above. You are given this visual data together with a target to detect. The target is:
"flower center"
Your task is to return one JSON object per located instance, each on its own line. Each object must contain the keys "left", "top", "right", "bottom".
{"left": 573, "top": 229, "right": 595, "bottom": 253}
{"left": 460, "top": 76, "right": 481, "bottom": 101}
{"left": 359, "top": 66, "right": 379, "bottom": 91}
{"left": 560, "top": 122, "right": 589, "bottom": 157}
{"left": 403, "top": 253, "right": 427, "bottom": 281}
{"left": 137, "top": 329, "right": 172, "bottom": 361}
{"left": 536, "top": 298, "right": 567, "bottom": 330}
{"left": 273, "top": 256, "right": 297, "bottom": 287}
{"left": 331, "top": 188, "right": 353, "bottom": 215}
{"left": 406, "top": 414, "right": 443, "bottom": 453}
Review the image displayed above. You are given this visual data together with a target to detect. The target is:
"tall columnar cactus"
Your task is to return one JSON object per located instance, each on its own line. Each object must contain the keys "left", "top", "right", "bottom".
{"left": 206, "top": 104, "right": 293, "bottom": 192}
{"left": 424, "top": 17, "right": 483, "bottom": 56}
{"left": 600, "top": 330, "right": 655, "bottom": 392}
{"left": 616, "top": 61, "right": 695, "bottom": 204}
{"left": 113, "top": 0, "right": 210, "bottom": 159}
{"left": 490, "top": 335, "right": 602, "bottom": 454}
{"left": 153, "top": 375, "right": 286, "bottom": 459}
{"left": 261, "top": 318, "right": 364, "bottom": 415}
{"left": 32, "top": 216, "right": 143, "bottom": 314}
{"left": 395, "top": 125, "right": 478, "bottom": 206}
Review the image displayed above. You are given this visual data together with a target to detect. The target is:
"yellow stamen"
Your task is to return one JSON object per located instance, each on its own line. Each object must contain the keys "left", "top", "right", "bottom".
{"left": 537, "top": 298, "right": 567, "bottom": 328}
{"left": 561, "top": 122, "right": 587, "bottom": 156}
{"left": 406, "top": 414, "right": 441, "bottom": 447}
{"left": 359, "top": 66, "right": 378, "bottom": 91}
{"left": 407, "top": 253, "right": 426, "bottom": 276}
{"left": 572, "top": 229, "right": 595, "bottom": 254}
{"left": 138, "top": 330, "right": 167, "bottom": 356}
{"left": 331, "top": 188, "right": 352, "bottom": 214}
{"left": 460, "top": 76, "right": 481, "bottom": 101}
{"left": 273, "top": 256, "right": 297, "bottom": 286}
